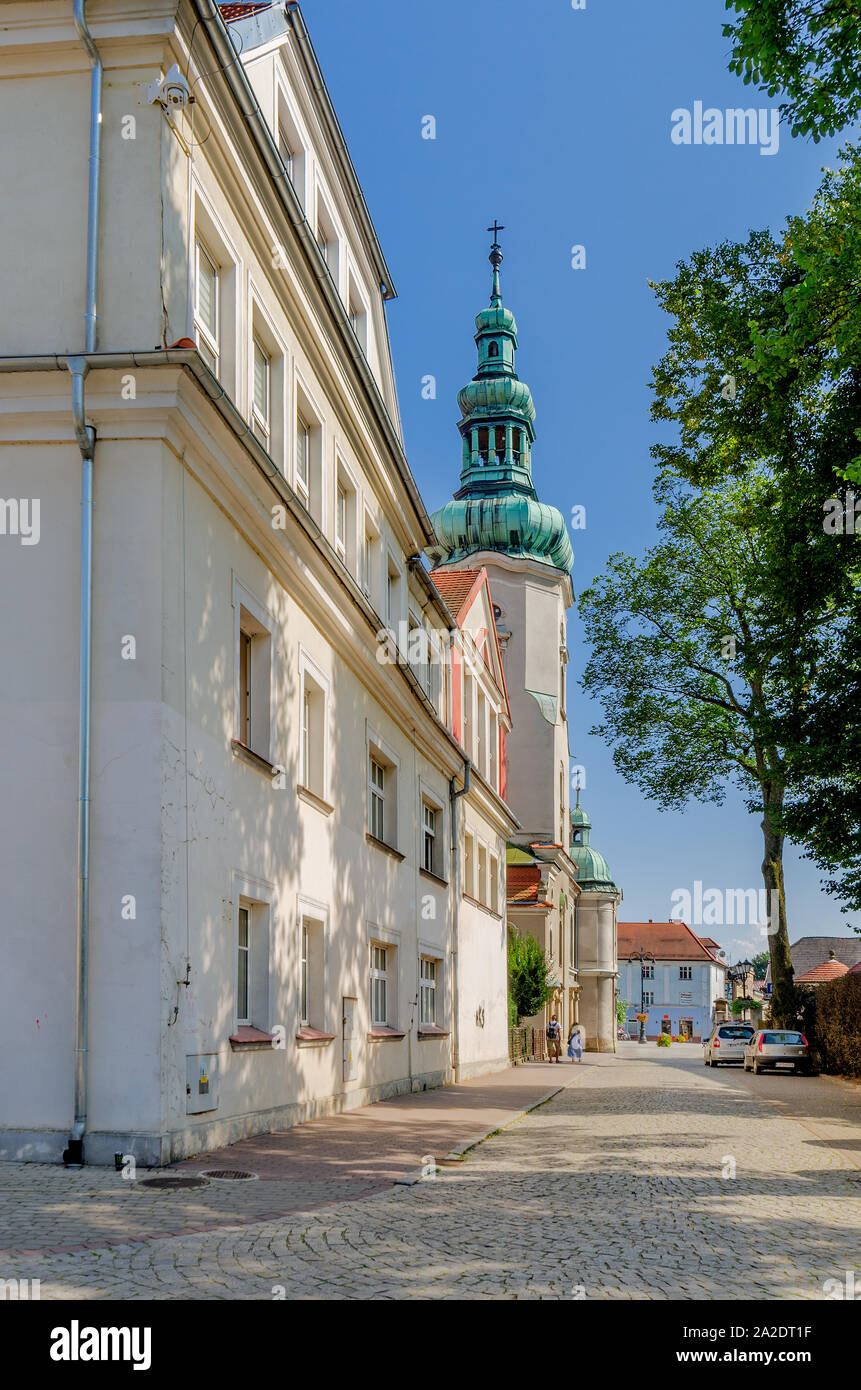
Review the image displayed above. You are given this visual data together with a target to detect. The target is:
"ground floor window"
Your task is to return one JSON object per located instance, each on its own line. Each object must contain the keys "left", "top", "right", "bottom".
{"left": 370, "top": 945, "right": 388, "bottom": 1025}
{"left": 420, "top": 957, "right": 437, "bottom": 1025}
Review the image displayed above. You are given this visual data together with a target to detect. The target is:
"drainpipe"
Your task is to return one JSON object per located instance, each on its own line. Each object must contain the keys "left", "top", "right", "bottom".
{"left": 63, "top": 0, "right": 103, "bottom": 1167}
{"left": 448, "top": 756, "right": 471, "bottom": 1083}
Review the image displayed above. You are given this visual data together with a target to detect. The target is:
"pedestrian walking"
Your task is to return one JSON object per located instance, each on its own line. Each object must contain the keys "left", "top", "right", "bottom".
{"left": 546, "top": 1013, "right": 562, "bottom": 1062}
{"left": 567, "top": 1023, "right": 583, "bottom": 1063}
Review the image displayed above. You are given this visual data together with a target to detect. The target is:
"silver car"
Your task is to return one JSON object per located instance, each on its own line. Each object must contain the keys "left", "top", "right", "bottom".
{"left": 743, "top": 1029, "right": 809, "bottom": 1074}
{"left": 703, "top": 1023, "right": 756, "bottom": 1066}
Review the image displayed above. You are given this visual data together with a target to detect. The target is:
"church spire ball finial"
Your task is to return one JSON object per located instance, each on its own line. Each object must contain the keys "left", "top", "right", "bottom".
{"left": 487, "top": 221, "right": 504, "bottom": 303}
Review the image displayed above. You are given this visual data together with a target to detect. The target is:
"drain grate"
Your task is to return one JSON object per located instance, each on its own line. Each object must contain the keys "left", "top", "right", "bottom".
{"left": 200, "top": 1168, "right": 258, "bottom": 1181}
{"left": 139, "top": 1176, "right": 210, "bottom": 1191}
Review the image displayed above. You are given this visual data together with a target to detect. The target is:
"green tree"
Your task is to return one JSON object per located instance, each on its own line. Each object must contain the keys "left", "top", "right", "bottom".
{"left": 648, "top": 153, "right": 861, "bottom": 911}
{"left": 579, "top": 474, "right": 809, "bottom": 1025}
{"left": 617, "top": 997, "right": 632, "bottom": 1029}
{"left": 507, "top": 927, "right": 553, "bottom": 1023}
{"left": 723, "top": 0, "right": 861, "bottom": 142}
{"left": 751, "top": 950, "right": 771, "bottom": 979}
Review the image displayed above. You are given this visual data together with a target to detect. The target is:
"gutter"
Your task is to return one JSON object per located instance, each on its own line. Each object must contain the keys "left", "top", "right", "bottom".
{"left": 189, "top": 0, "right": 437, "bottom": 548}
{"left": 448, "top": 757, "right": 471, "bottom": 1083}
{"left": 64, "top": 0, "right": 103, "bottom": 1167}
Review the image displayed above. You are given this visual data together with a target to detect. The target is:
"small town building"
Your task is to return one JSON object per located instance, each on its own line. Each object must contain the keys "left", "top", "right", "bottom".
{"left": 617, "top": 921, "right": 728, "bottom": 1042}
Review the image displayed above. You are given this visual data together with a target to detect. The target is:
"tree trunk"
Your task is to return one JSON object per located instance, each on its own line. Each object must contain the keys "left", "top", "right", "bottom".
{"left": 761, "top": 785, "right": 796, "bottom": 1026}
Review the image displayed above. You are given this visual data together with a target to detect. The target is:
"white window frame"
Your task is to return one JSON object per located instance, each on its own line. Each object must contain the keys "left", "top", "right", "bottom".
{"left": 192, "top": 190, "right": 238, "bottom": 394}
{"left": 369, "top": 757, "right": 386, "bottom": 841}
{"left": 297, "top": 894, "right": 329, "bottom": 1033}
{"left": 367, "top": 726, "right": 399, "bottom": 849}
{"left": 370, "top": 943, "right": 388, "bottom": 1026}
{"left": 298, "top": 649, "right": 330, "bottom": 801}
{"left": 420, "top": 956, "right": 437, "bottom": 1026}
{"left": 194, "top": 239, "right": 220, "bottom": 374}
{"left": 232, "top": 574, "right": 277, "bottom": 763}
{"left": 251, "top": 336, "right": 271, "bottom": 448}
{"left": 231, "top": 871, "right": 274, "bottom": 1032}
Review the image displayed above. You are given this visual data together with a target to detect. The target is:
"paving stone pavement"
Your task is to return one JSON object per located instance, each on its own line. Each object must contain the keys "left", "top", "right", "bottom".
{"left": 3, "top": 1047, "right": 860, "bottom": 1300}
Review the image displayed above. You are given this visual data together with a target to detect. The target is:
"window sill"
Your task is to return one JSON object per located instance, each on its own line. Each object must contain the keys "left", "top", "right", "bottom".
{"left": 296, "top": 1027, "right": 336, "bottom": 1046}
{"left": 365, "top": 833, "right": 405, "bottom": 862}
{"left": 463, "top": 893, "right": 502, "bottom": 921}
{"left": 419, "top": 867, "right": 448, "bottom": 888}
{"left": 417, "top": 1025, "right": 450, "bottom": 1039}
{"left": 367, "top": 1027, "right": 406, "bottom": 1041}
{"left": 297, "top": 785, "right": 335, "bottom": 817}
{"left": 229, "top": 1026, "right": 276, "bottom": 1051}
{"left": 231, "top": 739, "right": 277, "bottom": 778}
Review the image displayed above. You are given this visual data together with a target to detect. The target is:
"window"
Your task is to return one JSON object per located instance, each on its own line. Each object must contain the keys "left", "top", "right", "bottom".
{"left": 194, "top": 241, "right": 219, "bottom": 373}
{"left": 299, "top": 920, "right": 310, "bottom": 1027}
{"left": 335, "top": 481, "right": 347, "bottom": 559}
{"left": 644, "top": 990, "right": 655, "bottom": 1006}
{"left": 642, "top": 964, "right": 655, "bottom": 980}
{"left": 348, "top": 272, "right": 368, "bottom": 353}
{"left": 464, "top": 832, "right": 474, "bottom": 899}
{"left": 370, "top": 944, "right": 388, "bottom": 1026}
{"left": 477, "top": 690, "right": 487, "bottom": 776}
{"left": 477, "top": 843, "right": 488, "bottom": 906}
{"left": 237, "top": 609, "right": 272, "bottom": 758}
{"left": 488, "top": 340, "right": 499, "bottom": 358}
{"left": 489, "top": 852, "right": 499, "bottom": 914}
{"left": 251, "top": 338, "right": 270, "bottom": 448}
{"left": 299, "top": 658, "right": 328, "bottom": 800}
{"left": 489, "top": 712, "right": 498, "bottom": 790}
{"left": 233, "top": 578, "right": 275, "bottom": 764}
{"left": 386, "top": 556, "right": 400, "bottom": 627}
{"left": 362, "top": 516, "right": 379, "bottom": 602}
{"left": 420, "top": 958, "right": 437, "bottom": 1025}
{"left": 315, "top": 191, "right": 339, "bottom": 284}
{"left": 278, "top": 127, "right": 294, "bottom": 183}
{"left": 680, "top": 965, "right": 692, "bottom": 980}
{"left": 423, "top": 803, "right": 437, "bottom": 874}
{"left": 295, "top": 414, "right": 310, "bottom": 503}
{"left": 369, "top": 757, "right": 385, "bottom": 841}
{"left": 463, "top": 671, "right": 474, "bottom": 758}
{"left": 237, "top": 905, "right": 250, "bottom": 1024}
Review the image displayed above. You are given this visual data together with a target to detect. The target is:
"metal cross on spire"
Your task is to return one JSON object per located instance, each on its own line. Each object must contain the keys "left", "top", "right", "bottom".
{"left": 488, "top": 221, "right": 505, "bottom": 302}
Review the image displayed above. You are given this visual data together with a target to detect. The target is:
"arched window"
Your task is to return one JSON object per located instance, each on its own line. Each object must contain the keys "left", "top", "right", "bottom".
{"left": 488, "top": 341, "right": 499, "bottom": 358}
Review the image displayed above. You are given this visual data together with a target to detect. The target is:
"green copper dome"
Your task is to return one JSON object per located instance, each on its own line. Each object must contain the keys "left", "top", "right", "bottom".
{"left": 569, "top": 797, "right": 617, "bottom": 891}
{"left": 427, "top": 231, "right": 573, "bottom": 574}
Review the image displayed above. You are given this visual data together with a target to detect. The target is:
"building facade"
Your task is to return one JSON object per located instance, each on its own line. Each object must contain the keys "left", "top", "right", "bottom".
{"left": 0, "top": 0, "right": 516, "bottom": 1165}
{"left": 428, "top": 236, "right": 620, "bottom": 1052}
{"left": 617, "top": 922, "right": 728, "bottom": 1042}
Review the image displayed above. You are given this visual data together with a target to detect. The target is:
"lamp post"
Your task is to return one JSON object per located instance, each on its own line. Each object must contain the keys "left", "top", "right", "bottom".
{"left": 629, "top": 948, "right": 656, "bottom": 1044}
{"left": 729, "top": 959, "right": 753, "bottom": 1019}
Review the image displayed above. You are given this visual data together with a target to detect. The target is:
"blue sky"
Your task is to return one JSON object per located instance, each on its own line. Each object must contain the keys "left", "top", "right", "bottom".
{"left": 309, "top": 0, "right": 858, "bottom": 956}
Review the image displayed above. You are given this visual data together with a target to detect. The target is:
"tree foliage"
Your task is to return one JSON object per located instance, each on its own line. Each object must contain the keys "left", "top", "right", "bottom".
{"left": 507, "top": 927, "right": 553, "bottom": 1023}
{"left": 723, "top": 0, "right": 861, "bottom": 141}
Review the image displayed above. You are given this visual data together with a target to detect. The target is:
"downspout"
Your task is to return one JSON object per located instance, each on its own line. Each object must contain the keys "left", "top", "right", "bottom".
{"left": 448, "top": 756, "right": 471, "bottom": 1083}
{"left": 64, "top": 0, "right": 102, "bottom": 1166}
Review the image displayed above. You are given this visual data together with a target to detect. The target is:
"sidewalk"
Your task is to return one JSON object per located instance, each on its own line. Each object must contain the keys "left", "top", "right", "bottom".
{"left": 177, "top": 1059, "right": 583, "bottom": 1188}
{"left": 0, "top": 1060, "right": 588, "bottom": 1257}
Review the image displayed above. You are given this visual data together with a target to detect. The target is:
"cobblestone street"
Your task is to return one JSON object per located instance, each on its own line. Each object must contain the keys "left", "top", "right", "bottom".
{"left": 4, "top": 1046, "right": 860, "bottom": 1300}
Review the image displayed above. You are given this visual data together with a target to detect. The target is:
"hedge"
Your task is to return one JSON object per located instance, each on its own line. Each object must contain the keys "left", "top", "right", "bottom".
{"left": 804, "top": 973, "right": 861, "bottom": 1078}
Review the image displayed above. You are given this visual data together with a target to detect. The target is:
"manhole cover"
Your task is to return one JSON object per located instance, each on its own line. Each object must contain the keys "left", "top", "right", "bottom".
{"left": 199, "top": 1168, "right": 258, "bottom": 1181}
{"left": 139, "top": 1176, "right": 210, "bottom": 1191}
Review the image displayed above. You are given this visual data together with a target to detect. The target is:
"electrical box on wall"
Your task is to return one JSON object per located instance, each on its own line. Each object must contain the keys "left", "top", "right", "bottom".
{"left": 186, "top": 1054, "right": 218, "bottom": 1115}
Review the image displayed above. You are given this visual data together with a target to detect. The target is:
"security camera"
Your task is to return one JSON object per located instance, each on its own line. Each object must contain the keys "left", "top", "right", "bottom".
{"left": 147, "top": 64, "right": 193, "bottom": 111}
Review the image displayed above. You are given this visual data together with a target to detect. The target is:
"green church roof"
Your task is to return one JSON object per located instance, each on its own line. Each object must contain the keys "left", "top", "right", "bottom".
{"left": 427, "top": 231, "right": 573, "bottom": 574}
{"left": 568, "top": 796, "right": 617, "bottom": 891}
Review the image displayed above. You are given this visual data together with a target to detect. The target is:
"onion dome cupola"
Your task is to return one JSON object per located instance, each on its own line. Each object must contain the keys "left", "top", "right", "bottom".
{"left": 428, "top": 226, "right": 574, "bottom": 574}
{"left": 569, "top": 791, "right": 617, "bottom": 891}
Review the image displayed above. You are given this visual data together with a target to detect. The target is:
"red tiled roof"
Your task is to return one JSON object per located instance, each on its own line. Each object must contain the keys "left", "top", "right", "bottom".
{"left": 698, "top": 936, "right": 722, "bottom": 951}
{"left": 507, "top": 865, "right": 547, "bottom": 906}
{"left": 849, "top": 960, "right": 861, "bottom": 975}
{"left": 432, "top": 568, "right": 482, "bottom": 621}
{"left": 795, "top": 959, "right": 850, "bottom": 984}
{"left": 618, "top": 921, "right": 725, "bottom": 964}
{"left": 219, "top": 3, "right": 273, "bottom": 21}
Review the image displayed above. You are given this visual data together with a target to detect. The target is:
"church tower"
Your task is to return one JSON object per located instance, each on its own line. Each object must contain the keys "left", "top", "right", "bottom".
{"left": 428, "top": 229, "right": 574, "bottom": 844}
{"left": 429, "top": 230, "right": 619, "bottom": 1053}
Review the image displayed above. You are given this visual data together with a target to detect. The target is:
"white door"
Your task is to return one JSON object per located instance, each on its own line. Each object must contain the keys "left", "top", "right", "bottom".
{"left": 343, "top": 997, "right": 358, "bottom": 1082}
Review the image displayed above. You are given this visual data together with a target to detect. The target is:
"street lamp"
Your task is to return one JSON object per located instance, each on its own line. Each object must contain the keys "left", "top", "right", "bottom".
{"left": 729, "top": 959, "right": 753, "bottom": 1019}
{"left": 628, "top": 947, "right": 656, "bottom": 1044}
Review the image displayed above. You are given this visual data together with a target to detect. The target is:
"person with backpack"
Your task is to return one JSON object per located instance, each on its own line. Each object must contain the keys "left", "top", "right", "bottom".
{"left": 546, "top": 1013, "right": 562, "bottom": 1062}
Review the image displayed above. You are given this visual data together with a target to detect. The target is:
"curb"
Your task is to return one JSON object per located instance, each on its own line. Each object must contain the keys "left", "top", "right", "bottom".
{"left": 393, "top": 1071, "right": 584, "bottom": 1185}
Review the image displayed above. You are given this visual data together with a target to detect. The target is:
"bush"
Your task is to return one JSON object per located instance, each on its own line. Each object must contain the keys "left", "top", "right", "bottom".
{"left": 656, "top": 1033, "right": 671, "bottom": 1047}
{"left": 809, "top": 974, "right": 861, "bottom": 1077}
{"left": 507, "top": 926, "right": 553, "bottom": 1023}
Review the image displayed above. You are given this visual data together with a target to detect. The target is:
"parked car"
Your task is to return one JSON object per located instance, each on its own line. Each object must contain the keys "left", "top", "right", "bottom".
{"left": 743, "top": 1029, "right": 809, "bottom": 1074}
{"left": 703, "top": 1022, "right": 757, "bottom": 1066}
